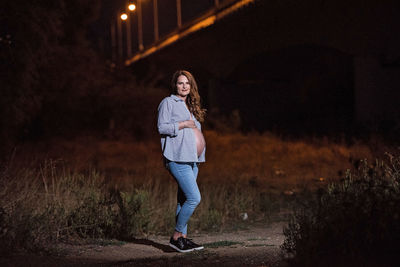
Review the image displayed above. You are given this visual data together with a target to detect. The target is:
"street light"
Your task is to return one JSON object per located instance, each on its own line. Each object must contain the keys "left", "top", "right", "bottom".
{"left": 137, "top": 0, "right": 144, "bottom": 51}
{"left": 111, "top": 6, "right": 135, "bottom": 65}
{"left": 115, "top": 11, "right": 131, "bottom": 64}
{"left": 128, "top": 4, "right": 136, "bottom": 11}
{"left": 126, "top": 1, "right": 139, "bottom": 58}
{"left": 111, "top": 1, "right": 151, "bottom": 64}
{"left": 117, "top": 14, "right": 125, "bottom": 63}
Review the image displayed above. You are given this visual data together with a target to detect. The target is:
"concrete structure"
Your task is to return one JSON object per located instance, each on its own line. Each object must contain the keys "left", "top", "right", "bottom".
{"left": 128, "top": 0, "right": 400, "bottom": 134}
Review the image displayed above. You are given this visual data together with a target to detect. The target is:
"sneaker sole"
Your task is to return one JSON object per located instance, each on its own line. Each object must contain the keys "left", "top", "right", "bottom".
{"left": 169, "top": 243, "right": 195, "bottom": 253}
{"left": 193, "top": 246, "right": 204, "bottom": 250}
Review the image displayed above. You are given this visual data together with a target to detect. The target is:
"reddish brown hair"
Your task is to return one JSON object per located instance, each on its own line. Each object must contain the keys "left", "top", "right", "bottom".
{"left": 171, "top": 70, "right": 206, "bottom": 122}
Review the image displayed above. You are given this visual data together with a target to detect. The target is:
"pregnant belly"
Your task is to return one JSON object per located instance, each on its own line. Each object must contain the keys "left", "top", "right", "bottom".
{"left": 193, "top": 128, "right": 205, "bottom": 157}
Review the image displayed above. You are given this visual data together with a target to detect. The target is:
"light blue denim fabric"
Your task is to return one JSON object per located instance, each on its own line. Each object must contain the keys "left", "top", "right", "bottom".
{"left": 157, "top": 95, "right": 205, "bottom": 163}
{"left": 166, "top": 160, "right": 201, "bottom": 235}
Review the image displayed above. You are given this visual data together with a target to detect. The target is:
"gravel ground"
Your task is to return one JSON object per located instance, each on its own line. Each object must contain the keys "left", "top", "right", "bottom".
{"left": 0, "top": 222, "right": 288, "bottom": 267}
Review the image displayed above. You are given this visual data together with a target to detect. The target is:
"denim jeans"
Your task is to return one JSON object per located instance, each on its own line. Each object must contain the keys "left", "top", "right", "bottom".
{"left": 166, "top": 160, "right": 201, "bottom": 235}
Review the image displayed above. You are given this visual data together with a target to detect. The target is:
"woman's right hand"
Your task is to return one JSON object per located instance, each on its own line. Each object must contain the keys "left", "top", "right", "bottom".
{"left": 179, "top": 120, "right": 196, "bottom": 129}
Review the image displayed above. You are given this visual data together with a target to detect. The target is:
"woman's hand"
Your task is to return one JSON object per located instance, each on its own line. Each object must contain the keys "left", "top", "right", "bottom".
{"left": 179, "top": 120, "right": 196, "bottom": 130}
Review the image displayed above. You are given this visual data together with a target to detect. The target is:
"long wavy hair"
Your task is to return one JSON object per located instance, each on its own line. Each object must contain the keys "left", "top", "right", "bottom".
{"left": 171, "top": 70, "right": 206, "bottom": 122}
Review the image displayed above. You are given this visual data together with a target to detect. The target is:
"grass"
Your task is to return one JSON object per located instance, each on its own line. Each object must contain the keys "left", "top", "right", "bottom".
{"left": 18, "top": 130, "right": 376, "bottom": 192}
{"left": 247, "top": 238, "right": 267, "bottom": 241}
{"left": 0, "top": 130, "right": 381, "bottom": 253}
{"left": 282, "top": 153, "right": 400, "bottom": 267}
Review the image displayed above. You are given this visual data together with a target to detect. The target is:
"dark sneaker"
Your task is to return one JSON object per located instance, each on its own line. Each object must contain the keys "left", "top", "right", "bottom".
{"left": 185, "top": 238, "right": 204, "bottom": 250}
{"left": 169, "top": 237, "right": 194, "bottom": 253}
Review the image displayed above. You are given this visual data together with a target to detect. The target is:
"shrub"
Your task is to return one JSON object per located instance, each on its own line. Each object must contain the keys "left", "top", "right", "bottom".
{"left": 200, "top": 208, "right": 223, "bottom": 231}
{"left": 282, "top": 153, "right": 400, "bottom": 267}
{"left": 0, "top": 162, "right": 156, "bottom": 254}
{"left": 117, "top": 190, "right": 151, "bottom": 238}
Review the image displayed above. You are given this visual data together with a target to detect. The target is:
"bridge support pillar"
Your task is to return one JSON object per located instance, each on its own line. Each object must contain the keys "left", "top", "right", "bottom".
{"left": 354, "top": 55, "right": 400, "bottom": 128}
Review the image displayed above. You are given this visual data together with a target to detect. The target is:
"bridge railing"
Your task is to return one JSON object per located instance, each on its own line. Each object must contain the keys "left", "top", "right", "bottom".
{"left": 110, "top": 0, "right": 255, "bottom": 66}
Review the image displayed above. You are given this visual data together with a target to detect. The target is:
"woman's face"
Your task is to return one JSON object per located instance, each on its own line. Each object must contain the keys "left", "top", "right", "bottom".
{"left": 176, "top": 75, "right": 191, "bottom": 99}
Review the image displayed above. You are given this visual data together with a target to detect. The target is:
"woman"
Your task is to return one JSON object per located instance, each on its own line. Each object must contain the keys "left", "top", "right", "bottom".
{"left": 157, "top": 70, "right": 206, "bottom": 253}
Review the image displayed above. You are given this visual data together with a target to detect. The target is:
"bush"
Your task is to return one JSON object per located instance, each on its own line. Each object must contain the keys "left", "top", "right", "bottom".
{"left": 200, "top": 208, "right": 223, "bottom": 231}
{"left": 117, "top": 190, "right": 151, "bottom": 238}
{"left": 282, "top": 153, "right": 400, "bottom": 267}
{"left": 2, "top": 145, "right": 306, "bottom": 254}
{"left": 0, "top": 161, "right": 157, "bottom": 254}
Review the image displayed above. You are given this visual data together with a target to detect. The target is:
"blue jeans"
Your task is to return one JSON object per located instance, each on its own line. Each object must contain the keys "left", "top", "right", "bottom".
{"left": 166, "top": 161, "right": 201, "bottom": 235}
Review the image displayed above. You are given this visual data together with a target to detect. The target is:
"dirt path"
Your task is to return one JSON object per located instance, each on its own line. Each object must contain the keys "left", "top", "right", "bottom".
{"left": 1, "top": 222, "right": 288, "bottom": 267}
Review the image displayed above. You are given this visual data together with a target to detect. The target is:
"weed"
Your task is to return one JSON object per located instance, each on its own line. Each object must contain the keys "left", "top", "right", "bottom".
{"left": 247, "top": 238, "right": 267, "bottom": 241}
{"left": 117, "top": 190, "right": 151, "bottom": 238}
{"left": 282, "top": 153, "right": 400, "bottom": 267}
{"left": 0, "top": 131, "right": 381, "bottom": 254}
{"left": 199, "top": 208, "right": 223, "bottom": 231}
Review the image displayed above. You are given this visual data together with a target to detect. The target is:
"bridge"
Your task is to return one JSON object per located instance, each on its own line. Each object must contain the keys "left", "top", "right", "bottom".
{"left": 110, "top": 0, "right": 254, "bottom": 65}
{"left": 112, "top": 0, "right": 400, "bottom": 134}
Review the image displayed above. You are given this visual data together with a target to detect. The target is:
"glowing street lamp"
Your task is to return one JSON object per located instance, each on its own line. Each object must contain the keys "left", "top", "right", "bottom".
{"left": 116, "top": 12, "right": 130, "bottom": 64}
{"left": 126, "top": 2, "right": 138, "bottom": 58}
{"left": 117, "top": 14, "right": 126, "bottom": 63}
{"left": 111, "top": 1, "right": 151, "bottom": 64}
{"left": 120, "top": 13, "right": 128, "bottom": 20}
{"left": 128, "top": 4, "right": 136, "bottom": 11}
{"left": 125, "top": 6, "right": 133, "bottom": 58}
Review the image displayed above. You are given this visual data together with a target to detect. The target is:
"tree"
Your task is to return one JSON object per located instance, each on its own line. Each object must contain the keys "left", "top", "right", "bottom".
{"left": 0, "top": 0, "right": 109, "bottom": 157}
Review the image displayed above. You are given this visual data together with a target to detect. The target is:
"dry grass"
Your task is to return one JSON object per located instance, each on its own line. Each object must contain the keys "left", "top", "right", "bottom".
{"left": 282, "top": 154, "right": 400, "bottom": 266}
{"left": 21, "top": 130, "right": 375, "bottom": 192}
{"left": 0, "top": 131, "right": 381, "bottom": 252}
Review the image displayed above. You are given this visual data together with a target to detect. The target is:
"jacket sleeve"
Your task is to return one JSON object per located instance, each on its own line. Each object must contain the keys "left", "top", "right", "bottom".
{"left": 157, "top": 98, "right": 179, "bottom": 137}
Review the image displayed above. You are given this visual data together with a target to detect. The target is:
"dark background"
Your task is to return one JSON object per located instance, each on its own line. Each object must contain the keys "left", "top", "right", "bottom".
{"left": 127, "top": 0, "right": 400, "bottom": 136}
{"left": 1, "top": 0, "right": 400, "bottom": 158}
